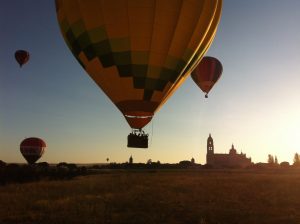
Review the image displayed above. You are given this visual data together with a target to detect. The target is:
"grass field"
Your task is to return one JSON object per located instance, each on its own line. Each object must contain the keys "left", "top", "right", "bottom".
{"left": 1, "top": 169, "right": 300, "bottom": 224}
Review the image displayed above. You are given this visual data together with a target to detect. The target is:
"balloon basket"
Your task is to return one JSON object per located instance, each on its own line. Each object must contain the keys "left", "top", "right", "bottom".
{"left": 127, "top": 130, "right": 148, "bottom": 148}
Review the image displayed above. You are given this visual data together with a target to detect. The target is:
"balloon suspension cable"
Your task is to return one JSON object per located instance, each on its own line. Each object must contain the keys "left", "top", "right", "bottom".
{"left": 149, "top": 117, "right": 154, "bottom": 148}
{"left": 130, "top": 128, "right": 147, "bottom": 135}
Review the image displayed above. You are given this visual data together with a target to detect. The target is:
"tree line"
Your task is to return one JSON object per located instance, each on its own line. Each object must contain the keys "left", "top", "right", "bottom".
{"left": 2, "top": 153, "right": 300, "bottom": 186}
{"left": 0, "top": 162, "right": 87, "bottom": 186}
{"left": 267, "top": 153, "right": 300, "bottom": 166}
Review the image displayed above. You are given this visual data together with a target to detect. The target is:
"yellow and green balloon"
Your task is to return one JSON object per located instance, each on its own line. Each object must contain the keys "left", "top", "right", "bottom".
{"left": 55, "top": 0, "right": 222, "bottom": 129}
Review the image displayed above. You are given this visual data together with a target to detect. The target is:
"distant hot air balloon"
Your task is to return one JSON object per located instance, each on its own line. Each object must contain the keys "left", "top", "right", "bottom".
{"left": 15, "top": 50, "right": 30, "bottom": 67}
{"left": 20, "top": 137, "right": 46, "bottom": 164}
{"left": 191, "top": 56, "right": 223, "bottom": 98}
{"left": 55, "top": 0, "right": 222, "bottom": 148}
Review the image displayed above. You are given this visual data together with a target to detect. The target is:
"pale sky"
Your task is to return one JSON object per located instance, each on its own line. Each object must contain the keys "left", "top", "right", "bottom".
{"left": 1, "top": 1, "right": 300, "bottom": 164}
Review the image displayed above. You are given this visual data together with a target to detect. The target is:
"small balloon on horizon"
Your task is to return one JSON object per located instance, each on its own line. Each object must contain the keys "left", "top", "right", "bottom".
{"left": 20, "top": 137, "right": 46, "bottom": 164}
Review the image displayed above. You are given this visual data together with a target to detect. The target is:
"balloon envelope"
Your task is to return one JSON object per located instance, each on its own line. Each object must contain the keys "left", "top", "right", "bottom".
{"left": 55, "top": 0, "right": 222, "bottom": 129}
{"left": 15, "top": 50, "right": 30, "bottom": 67}
{"left": 20, "top": 137, "right": 46, "bottom": 164}
{"left": 191, "top": 56, "right": 223, "bottom": 97}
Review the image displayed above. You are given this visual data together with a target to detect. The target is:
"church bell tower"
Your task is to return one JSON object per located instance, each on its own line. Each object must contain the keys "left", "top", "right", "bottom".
{"left": 206, "top": 134, "right": 214, "bottom": 165}
{"left": 207, "top": 134, "right": 214, "bottom": 155}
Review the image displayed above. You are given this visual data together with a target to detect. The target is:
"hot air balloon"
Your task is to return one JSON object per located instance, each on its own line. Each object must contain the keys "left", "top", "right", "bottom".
{"left": 55, "top": 0, "right": 222, "bottom": 148}
{"left": 191, "top": 56, "right": 223, "bottom": 98}
{"left": 20, "top": 137, "right": 46, "bottom": 164}
{"left": 15, "top": 50, "right": 30, "bottom": 67}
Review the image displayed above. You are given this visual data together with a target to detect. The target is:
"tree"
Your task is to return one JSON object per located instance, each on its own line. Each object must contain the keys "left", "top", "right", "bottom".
{"left": 191, "top": 158, "right": 195, "bottom": 164}
{"left": 268, "top": 154, "right": 274, "bottom": 164}
{"left": 293, "top": 153, "right": 300, "bottom": 166}
{"left": 274, "top": 156, "right": 278, "bottom": 165}
{"left": 280, "top": 161, "right": 290, "bottom": 168}
{"left": 179, "top": 160, "right": 192, "bottom": 167}
{"left": 129, "top": 155, "right": 133, "bottom": 164}
{"left": 57, "top": 162, "right": 68, "bottom": 168}
{"left": 37, "top": 162, "right": 49, "bottom": 169}
{"left": 147, "top": 159, "right": 152, "bottom": 164}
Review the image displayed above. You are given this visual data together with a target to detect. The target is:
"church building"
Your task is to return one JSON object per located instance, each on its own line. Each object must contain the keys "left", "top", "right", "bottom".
{"left": 206, "top": 134, "right": 252, "bottom": 168}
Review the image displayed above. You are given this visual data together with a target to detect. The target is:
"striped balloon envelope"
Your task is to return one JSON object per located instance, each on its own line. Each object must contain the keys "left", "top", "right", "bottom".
{"left": 191, "top": 56, "right": 223, "bottom": 98}
{"left": 20, "top": 137, "right": 46, "bottom": 164}
{"left": 55, "top": 0, "right": 222, "bottom": 130}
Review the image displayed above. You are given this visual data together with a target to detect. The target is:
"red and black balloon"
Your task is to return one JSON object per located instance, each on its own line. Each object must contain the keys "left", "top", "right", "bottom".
{"left": 20, "top": 137, "right": 46, "bottom": 164}
{"left": 191, "top": 56, "right": 223, "bottom": 98}
{"left": 15, "top": 50, "right": 30, "bottom": 67}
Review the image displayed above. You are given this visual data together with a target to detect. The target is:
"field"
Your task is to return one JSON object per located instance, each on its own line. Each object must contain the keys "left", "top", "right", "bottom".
{"left": 1, "top": 169, "right": 300, "bottom": 224}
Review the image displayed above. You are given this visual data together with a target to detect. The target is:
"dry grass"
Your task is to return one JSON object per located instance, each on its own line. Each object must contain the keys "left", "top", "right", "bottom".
{"left": 1, "top": 169, "right": 300, "bottom": 224}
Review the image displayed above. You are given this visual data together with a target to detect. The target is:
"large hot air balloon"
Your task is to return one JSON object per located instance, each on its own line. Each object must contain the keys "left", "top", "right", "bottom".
{"left": 55, "top": 0, "right": 222, "bottom": 148}
{"left": 20, "top": 137, "right": 46, "bottom": 164}
{"left": 191, "top": 56, "right": 223, "bottom": 98}
{"left": 15, "top": 50, "right": 30, "bottom": 67}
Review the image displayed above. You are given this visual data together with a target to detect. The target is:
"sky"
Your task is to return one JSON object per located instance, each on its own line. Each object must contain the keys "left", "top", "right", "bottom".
{"left": 1, "top": 0, "right": 300, "bottom": 164}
